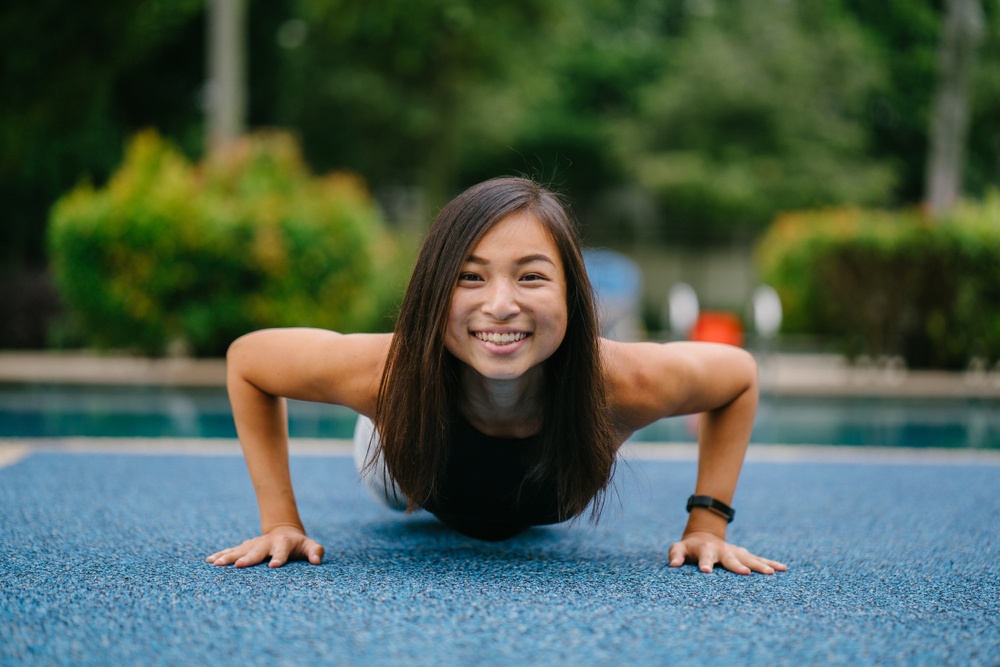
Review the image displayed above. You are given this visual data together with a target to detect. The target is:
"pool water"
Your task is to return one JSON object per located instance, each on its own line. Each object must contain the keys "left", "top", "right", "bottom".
{"left": 1, "top": 384, "right": 998, "bottom": 448}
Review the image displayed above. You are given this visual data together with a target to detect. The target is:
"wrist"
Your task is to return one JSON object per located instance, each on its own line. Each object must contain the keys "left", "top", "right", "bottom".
{"left": 683, "top": 507, "right": 728, "bottom": 541}
{"left": 264, "top": 522, "right": 305, "bottom": 535}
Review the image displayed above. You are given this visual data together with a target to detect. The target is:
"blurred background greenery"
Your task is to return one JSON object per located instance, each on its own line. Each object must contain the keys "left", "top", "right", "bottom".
{"left": 2, "top": 0, "right": 999, "bottom": 366}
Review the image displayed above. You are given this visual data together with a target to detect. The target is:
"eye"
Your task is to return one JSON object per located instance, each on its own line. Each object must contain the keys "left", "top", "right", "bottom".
{"left": 520, "top": 273, "right": 546, "bottom": 282}
{"left": 458, "top": 272, "right": 483, "bottom": 282}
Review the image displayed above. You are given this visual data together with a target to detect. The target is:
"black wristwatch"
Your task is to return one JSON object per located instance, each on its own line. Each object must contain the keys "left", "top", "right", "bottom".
{"left": 686, "top": 495, "right": 735, "bottom": 523}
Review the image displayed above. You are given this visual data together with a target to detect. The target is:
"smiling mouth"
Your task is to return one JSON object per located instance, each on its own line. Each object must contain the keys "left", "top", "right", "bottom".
{"left": 473, "top": 331, "right": 529, "bottom": 345}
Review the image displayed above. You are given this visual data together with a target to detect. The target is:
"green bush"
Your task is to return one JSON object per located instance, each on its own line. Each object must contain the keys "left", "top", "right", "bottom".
{"left": 757, "top": 196, "right": 1000, "bottom": 369}
{"left": 49, "top": 130, "right": 404, "bottom": 356}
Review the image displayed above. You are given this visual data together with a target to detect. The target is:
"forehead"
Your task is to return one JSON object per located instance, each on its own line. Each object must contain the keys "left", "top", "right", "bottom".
{"left": 469, "top": 211, "right": 562, "bottom": 263}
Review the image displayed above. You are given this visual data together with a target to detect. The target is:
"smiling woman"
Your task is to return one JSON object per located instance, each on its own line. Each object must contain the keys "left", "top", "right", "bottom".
{"left": 374, "top": 182, "right": 614, "bottom": 540}
{"left": 209, "top": 177, "right": 786, "bottom": 576}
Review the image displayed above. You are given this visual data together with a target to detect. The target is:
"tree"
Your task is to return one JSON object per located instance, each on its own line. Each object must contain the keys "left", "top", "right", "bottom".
{"left": 925, "top": 0, "right": 985, "bottom": 217}
{"left": 0, "top": 0, "right": 204, "bottom": 268}
{"left": 206, "top": 0, "right": 249, "bottom": 152}
{"left": 623, "top": 0, "right": 897, "bottom": 242}
{"left": 276, "top": 0, "right": 564, "bottom": 208}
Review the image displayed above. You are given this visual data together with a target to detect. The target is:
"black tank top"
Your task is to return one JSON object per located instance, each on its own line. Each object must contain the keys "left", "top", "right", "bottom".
{"left": 420, "top": 415, "right": 566, "bottom": 541}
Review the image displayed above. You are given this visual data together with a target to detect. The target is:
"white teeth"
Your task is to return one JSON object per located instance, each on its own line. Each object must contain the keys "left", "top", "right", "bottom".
{"left": 475, "top": 332, "right": 527, "bottom": 345}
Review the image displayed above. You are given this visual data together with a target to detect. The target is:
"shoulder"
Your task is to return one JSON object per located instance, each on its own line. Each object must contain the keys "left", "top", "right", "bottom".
{"left": 600, "top": 339, "right": 758, "bottom": 434}
{"left": 228, "top": 329, "right": 392, "bottom": 415}
{"left": 599, "top": 339, "right": 685, "bottom": 434}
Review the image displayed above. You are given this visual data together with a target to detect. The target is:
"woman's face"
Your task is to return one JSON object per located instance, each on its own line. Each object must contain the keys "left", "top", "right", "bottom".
{"left": 444, "top": 211, "right": 568, "bottom": 380}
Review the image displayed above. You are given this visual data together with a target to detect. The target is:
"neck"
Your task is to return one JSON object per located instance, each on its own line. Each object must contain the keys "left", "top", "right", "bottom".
{"left": 458, "top": 363, "right": 546, "bottom": 439}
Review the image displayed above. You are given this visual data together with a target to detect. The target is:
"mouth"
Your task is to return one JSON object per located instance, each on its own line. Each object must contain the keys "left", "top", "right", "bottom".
{"left": 472, "top": 331, "right": 530, "bottom": 346}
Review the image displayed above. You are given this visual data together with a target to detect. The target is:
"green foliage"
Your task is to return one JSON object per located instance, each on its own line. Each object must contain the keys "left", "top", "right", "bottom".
{"left": 48, "top": 130, "right": 402, "bottom": 356}
{"left": 455, "top": 0, "right": 681, "bottom": 198}
{"left": 281, "top": 0, "right": 564, "bottom": 204}
{"left": 624, "top": 0, "right": 897, "bottom": 241}
{"left": 840, "top": 0, "right": 941, "bottom": 204}
{"left": 8, "top": 0, "right": 1000, "bottom": 270}
{"left": 757, "top": 197, "right": 1000, "bottom": 369}
{"left": 281, "top": 0, "right": 685, "bottom": 208}
{"left": 846, "top": 0, "right": 1000, "bottom": 204}
{"left": 967, "top": 0, "right": 1000, "bottom": 197}
{"left": 0, "top": 0, "right": 206, "bottom": 268}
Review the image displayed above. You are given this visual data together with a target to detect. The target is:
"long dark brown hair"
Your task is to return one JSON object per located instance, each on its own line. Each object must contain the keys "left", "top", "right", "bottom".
{"left": 372, "top": 177, "right": 617, "bottom": 522}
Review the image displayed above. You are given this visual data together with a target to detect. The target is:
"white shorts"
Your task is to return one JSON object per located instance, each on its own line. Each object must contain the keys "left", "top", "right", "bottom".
{"left": 353, "top": 415, "right": 407, "bottom": 512}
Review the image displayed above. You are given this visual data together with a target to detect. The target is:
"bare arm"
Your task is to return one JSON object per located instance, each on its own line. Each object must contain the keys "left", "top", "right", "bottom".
{"left": 207, "top": 328, "right": 390, "bottom": 568}
{"left": 604, "top": 340, "right": 786, "bottom": 575}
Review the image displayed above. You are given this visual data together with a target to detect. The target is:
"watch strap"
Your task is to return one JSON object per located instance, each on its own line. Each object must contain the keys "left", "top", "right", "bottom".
{"left": 686, "top": 495, "right": 735, "bottom": 523}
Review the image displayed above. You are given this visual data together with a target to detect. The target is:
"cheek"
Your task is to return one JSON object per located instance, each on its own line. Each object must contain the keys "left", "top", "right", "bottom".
{"left": 447, "top": 290, "right": 469, "bottom": 328}
{"left": 553, "top": 311, "right": 568, "bottom": 344}
{"left": 443, "top": 296, "right": 465, "bottom": 349}
{"left": 540, "top": 293, "right": 569, "bottom": 342}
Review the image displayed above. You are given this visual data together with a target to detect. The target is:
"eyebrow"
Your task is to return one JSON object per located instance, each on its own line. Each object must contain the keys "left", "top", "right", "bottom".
{"left": 466, "top": 253, "right": 556, "bottom": 266}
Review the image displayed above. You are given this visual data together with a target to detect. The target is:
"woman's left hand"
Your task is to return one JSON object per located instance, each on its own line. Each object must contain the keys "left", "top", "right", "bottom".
{"left": 668, "top": 530, "right": 787, "bottom": 575}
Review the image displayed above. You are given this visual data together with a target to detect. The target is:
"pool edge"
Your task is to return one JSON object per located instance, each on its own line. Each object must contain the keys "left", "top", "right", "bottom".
{"left": 3, "top": 438, "right": 999, "bottom": 466}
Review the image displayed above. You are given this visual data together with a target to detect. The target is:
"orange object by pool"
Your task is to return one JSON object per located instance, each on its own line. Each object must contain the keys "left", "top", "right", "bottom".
{"left": 689, "top": 311, "right": 744, "bottom": 347}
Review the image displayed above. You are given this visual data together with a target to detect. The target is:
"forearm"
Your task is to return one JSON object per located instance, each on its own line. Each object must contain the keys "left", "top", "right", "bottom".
{"left": 685, "top": 369, "right": 758, "bottom": 539}
{"left": 228, "top": 358, "right": 305, "bottom": 534}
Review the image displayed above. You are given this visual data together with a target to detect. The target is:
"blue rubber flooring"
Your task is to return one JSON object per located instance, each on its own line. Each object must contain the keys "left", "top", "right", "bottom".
{"left": 1, "top": 452, "right": 998, "bottom": 666}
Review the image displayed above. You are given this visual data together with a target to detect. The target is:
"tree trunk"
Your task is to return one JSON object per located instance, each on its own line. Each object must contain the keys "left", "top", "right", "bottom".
{"left": 206, "top": 0, "right": 247, "bottom": 154}
{"left": 925, "top": 0, "right": 984, "bottom": 219}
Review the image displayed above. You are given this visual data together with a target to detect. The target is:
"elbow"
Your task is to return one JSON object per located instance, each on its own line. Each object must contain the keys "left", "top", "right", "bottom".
{"left": 738, "top": 348, "right": 759, "bottom": 398}
{"left": 226, "top": 331, "right": 259, "bottom": 383}
{"left": 226, "top": 333, "right": 246, "bottom": 368}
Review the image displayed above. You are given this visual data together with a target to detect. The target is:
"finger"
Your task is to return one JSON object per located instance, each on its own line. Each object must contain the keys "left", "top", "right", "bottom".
{"left": 761, "top": 557, "right": 788, "bottom": 571}
{"left": 206, "top": 547, "right": 237, "bottom": 562}
{"left": 212, "top": 549, "right": 245, "bottom": 566}
{"left": 720, "top": 550, "right": 753, "bottom": 576}
{"left": 745, "top": 557, "right": 776, "bottom": 575}
{"left": 698, "top": 545, "right": 717, "bottom": 573}
{"left": 211, "top": 541, "right": 257, "bottom": 565}
{"left": 234, "top": 543, "right": 271, "bottom": 568}
{"left": 306, "top": 541, "right": 325, "bottom": 565}
{"left": 668, "top": 542, "right": 688, "bottom": 568}
{"left": 269, "top": 539, "right": 291, "bottom": 569}
{"left": 741, "top": 552, "right": 786, "bottom": 573}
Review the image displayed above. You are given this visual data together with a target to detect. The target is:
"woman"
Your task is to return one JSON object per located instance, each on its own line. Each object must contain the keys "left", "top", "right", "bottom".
{"left": 207, "top": 178, "right": 786, "bottom": 575}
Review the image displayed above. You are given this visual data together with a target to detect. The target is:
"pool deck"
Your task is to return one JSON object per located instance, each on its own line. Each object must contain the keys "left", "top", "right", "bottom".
{"left": 2, "top": 442, "right": 998, "bottom": 666}
{"left": 2, "top": 350, "right": 1000, "bottom": 398}
{"left": 4, "top": 349, "right": 1000, "bottom": 468}
{"left": 0, "top": 351, "right": 228, "bottom": 387}
{"left": 3, "top": 438, "right": 1000, "bottom": 473}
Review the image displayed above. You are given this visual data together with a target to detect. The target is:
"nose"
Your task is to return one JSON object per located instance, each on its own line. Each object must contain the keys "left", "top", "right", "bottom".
{"left": 481, "top": 278, "right": 521, "bottom": 320}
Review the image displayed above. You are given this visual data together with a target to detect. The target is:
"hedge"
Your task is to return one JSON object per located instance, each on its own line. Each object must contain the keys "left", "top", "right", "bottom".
{"left": 48, "top": 130, "right": 404, "bottom": 356}
{"left": 756, "top": 196, "right": 1000, "bottom": 369}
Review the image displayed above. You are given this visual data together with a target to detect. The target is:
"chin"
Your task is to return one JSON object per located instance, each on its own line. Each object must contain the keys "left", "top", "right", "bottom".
{"left": 473, "top": 363, "right": 530, "bottom": 380}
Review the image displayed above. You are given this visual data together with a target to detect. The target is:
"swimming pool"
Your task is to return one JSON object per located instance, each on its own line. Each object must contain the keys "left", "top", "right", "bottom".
{"left": 2, "top": 383, "right": 998, "bottom": 448}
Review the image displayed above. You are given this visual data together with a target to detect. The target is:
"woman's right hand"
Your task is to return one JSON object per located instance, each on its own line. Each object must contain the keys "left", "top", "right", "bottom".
{"left": 206, "top": 525, "right": 325, "bottom": 568}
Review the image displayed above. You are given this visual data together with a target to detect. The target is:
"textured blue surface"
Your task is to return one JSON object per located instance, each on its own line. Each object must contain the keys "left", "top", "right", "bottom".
{"left": 1, "top": 453, "right": 998, "bottom": 666}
